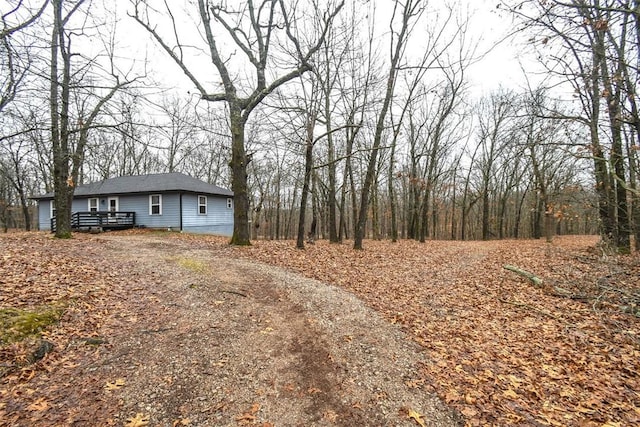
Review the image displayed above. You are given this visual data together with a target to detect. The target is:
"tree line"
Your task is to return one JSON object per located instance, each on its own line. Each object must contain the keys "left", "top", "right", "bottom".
{"left": 0, "top": 0, "right": 637, "bottom": 252}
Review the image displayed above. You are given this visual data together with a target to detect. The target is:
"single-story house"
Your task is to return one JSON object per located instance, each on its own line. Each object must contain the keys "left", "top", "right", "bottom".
{"left": 31, "top": 172, "right": 234, "bottom": 236}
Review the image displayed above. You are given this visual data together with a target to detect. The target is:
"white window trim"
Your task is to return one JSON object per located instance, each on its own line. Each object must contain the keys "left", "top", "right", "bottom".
{"left": 108, "top": 196, "right": 119, "bottom": 211}
{"left": 149, "top": 194, "right": 162, "bottom": 215}
{"left": 88, "top": 198, "right": 99, "bottom": 212}
{"left": 50, "top": 200, "right": 56, "bottom": 219}
{"left": 198, "top": 195, "right": 208, "bottom": 215}
{"left": 227, "top": 198, "right": 233, "bottom": 209}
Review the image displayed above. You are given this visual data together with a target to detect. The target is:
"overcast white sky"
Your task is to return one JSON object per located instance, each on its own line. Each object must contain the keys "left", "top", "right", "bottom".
{"left": 110, "top": 0, "right": 530, "bottom": 100}
{"left": 462, "top": 0, "right": 533, "bottom": 94}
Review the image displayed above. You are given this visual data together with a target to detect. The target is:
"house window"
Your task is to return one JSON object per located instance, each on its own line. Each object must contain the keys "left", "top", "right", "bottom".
{"left": 50, "top": 200, "right": 56, "bottom": 218}
{"left": 227, "top": 198, "right": 233, "bottom": 209}
{"left": 149, "top": 194, "right": 162, "bottom": 215}
{"left": 88, "top": 198, "right": 98, "bottom": 213}
{"left": 198, "top": 195, "right": 207, "bottom": 215}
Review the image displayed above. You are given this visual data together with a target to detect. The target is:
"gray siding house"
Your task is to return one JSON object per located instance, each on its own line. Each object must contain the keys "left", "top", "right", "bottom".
{"left": 32, "top": 173, "right": 234, "bottom": 236}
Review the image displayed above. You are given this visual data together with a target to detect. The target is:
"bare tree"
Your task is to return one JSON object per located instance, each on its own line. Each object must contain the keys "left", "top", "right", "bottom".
{"left": 0, "top": 132, "right": 35, "bottom": 230}
{"left": 0, "top": 0, "right": 48, "bottom": 114}
{"left": 505, "top": 0, "right": 637, "bottom": 251}
{"left": 475, "top": 90, "right": 517, "bottom": 240}
{"left": 132, "top": 0, "right": 344, "bottom": 245}
{"left": 50, "top": 0, "right": 138, "bottom": 237}
{"left": 353, "top": 0, "right": 425, "bottom": 250}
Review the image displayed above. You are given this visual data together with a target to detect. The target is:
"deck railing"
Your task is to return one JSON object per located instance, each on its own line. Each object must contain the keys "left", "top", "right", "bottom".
{"left": 51, "top": 211, "right": 136, "bottom": 232}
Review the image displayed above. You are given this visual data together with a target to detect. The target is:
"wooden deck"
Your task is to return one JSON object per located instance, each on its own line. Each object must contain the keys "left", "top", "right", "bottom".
{"left": 51, "top": 211, "right": 136, "bottom": 232}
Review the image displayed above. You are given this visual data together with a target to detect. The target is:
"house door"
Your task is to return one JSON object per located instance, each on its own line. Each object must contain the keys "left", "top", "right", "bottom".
{"left": 108, "top": 197, "right": 119, "bottom": 217}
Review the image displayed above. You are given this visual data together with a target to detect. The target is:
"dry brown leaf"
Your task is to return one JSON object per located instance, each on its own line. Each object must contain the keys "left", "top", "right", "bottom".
{"left": 104, "top": 378, "right": 126, "bottom": 391}
{"left": 236, "top": 403, "right": 260, "bottom": 424}
{"left": 3, "top": 232, "right": 639, "bottom": 426}
{"left": 503, "top": 389, "right": 519, "bottom": 399}
{"left": 322, "top": 410, "right": 338, "bottom": 422}
{"left": 408, "top": 408, "right": 426, "bottom": 427}
{"left": 27, "top": 397, "right": 48, "bottom": 411}
{"left": 124, "top": 413, "right": 150, "bottom": 427}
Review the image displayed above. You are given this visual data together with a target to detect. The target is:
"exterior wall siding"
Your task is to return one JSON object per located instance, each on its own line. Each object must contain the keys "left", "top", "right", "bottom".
{"left": 38, "top": 200, "right": 52, "bottom": 230}
{"left": 119, "top": 193, "right": 181, "bottom": 229}
{"left": 181, "top": 193, "right": 234, "bottom": 236}
{"left": 37, "top": 192, "right": 233, "bottom": 235}
{"left": 37, "top": 199, "right": 87, "bottom": 230}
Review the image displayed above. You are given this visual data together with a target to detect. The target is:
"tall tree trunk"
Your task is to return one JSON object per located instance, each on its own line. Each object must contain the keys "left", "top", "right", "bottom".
{"left": 325, "top": 96, "right": 339, "bottom": 243}
{"left": 585, "top": 9, "right": 616, "bottom": 248}
{"left": 481, "top": 183, "right": 490, "bottom": 241}
{"left": 353, "top": 0, "right": 419, "bottom": 250}
{"left": 599, "top": 27, "right": 630, "bottom": 253}
{"left": 388, "top": 132, "right": 398, "bottom": 242}
{"left": 51, "top": 0, "right": 72, "bottom": 239}
{"left": 513, "top": 183, "right": 529, "bottom": 239}
{"left": 419, "top": 188, "right": 430, "bottom": 243}
{"left": 229, "top": 107, "right": 251, "bottom": 245}
{"left": 628, "top": 141, "right": 640, "bottom": 251}
{"left": 296, "top": 115, "right": 315, "bottom": 249}
{"left": 336, "top": 118, "right": 356, "bottom": 242}
{"left": 544, "top": 206, "right": 554, "bottom": 243}
{"left": 450, "top": 170, "right": 457, "bottom": 240}
{"left": 275, "top": 183, "right": 281, "bottom": 240}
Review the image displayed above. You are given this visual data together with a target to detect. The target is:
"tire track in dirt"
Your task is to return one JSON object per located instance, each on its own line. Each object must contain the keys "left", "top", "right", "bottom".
{"left": 92, "top": 235, "right": 461, "bottom": 426}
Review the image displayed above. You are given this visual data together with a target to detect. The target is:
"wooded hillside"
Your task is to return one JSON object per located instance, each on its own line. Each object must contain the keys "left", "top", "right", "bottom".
{"left": 1, "top": 1, "right": 639, "bottom": 251}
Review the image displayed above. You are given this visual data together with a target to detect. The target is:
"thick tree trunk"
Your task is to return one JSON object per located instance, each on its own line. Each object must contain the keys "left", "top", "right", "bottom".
{"left": 592, "top": 143, "right": 615, "bottom": 246}
{"left": 587, "top": 18, "right": 616, "bottom": 249}
{"left": 229, "top": 108, "right": 251, "bottom": 245}
{"left": 598, "top": 23, "right": 631, "bottom": 253}
{"left": 51, "top": 0, "right": 72, "bottom": 239}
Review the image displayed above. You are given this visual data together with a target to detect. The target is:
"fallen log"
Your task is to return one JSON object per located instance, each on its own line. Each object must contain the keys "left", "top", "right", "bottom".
{"left": 503, "top": 264, "right": 544, "bottom": 287}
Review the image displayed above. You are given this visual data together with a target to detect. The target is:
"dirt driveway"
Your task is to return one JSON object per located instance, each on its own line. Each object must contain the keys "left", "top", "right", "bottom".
{"left": 4, "top": 232, "right": 639, "bottom": 425}
{"left": 59, "top": 234, "right": 461, "bottom": 426}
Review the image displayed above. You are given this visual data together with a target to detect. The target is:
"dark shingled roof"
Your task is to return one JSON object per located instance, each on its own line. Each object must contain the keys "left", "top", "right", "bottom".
{"left": 32, "top": 173, "right": 233, "bottom": 200}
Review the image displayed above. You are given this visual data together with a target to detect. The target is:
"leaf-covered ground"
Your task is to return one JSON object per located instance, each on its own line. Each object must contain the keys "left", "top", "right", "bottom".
{"left": 1, "top": 231, "right": 639, "bottom": 426}
{"left": 0, "top": 233, "right": 163, "bottom": 425}
{"left": 215, "top": 235, "right": 639, "bottom": 426}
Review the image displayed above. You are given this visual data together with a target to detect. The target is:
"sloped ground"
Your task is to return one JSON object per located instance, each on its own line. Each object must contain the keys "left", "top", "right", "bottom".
{"left": 222, "top": 235, "right": 639, "bottom": 426}
{"left": 0, "top": 232, "right": 459, "bottom": 426}
{"left": 1, "top": 231, "right": 638, "bottom": 426}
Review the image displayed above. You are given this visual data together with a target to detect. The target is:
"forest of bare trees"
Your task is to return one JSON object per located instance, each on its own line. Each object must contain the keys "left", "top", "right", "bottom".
{"left": 0, "top": 0, "right": 638, "bottom": 252}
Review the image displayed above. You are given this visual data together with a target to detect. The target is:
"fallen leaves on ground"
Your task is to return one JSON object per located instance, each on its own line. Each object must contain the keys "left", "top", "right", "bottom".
{"left": 105, "top": 378, "right": 126, "bottom": 391}
{"left": 2, "top": 230, "right": 639, "bottom": 426}
{"left": 213, "top": 235, "right": 640, "bottom": 427}
{"left": 125, "top": 412, "right": 150, "bottom": 427}
{"left": 0, "top": 232, "right": 164, "bottom": 426}
{"left": 407, "top": 408, "right": 427, "bottom": 426}
{"left": 235, "top": 402, "right": 261, "bottom": 424}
